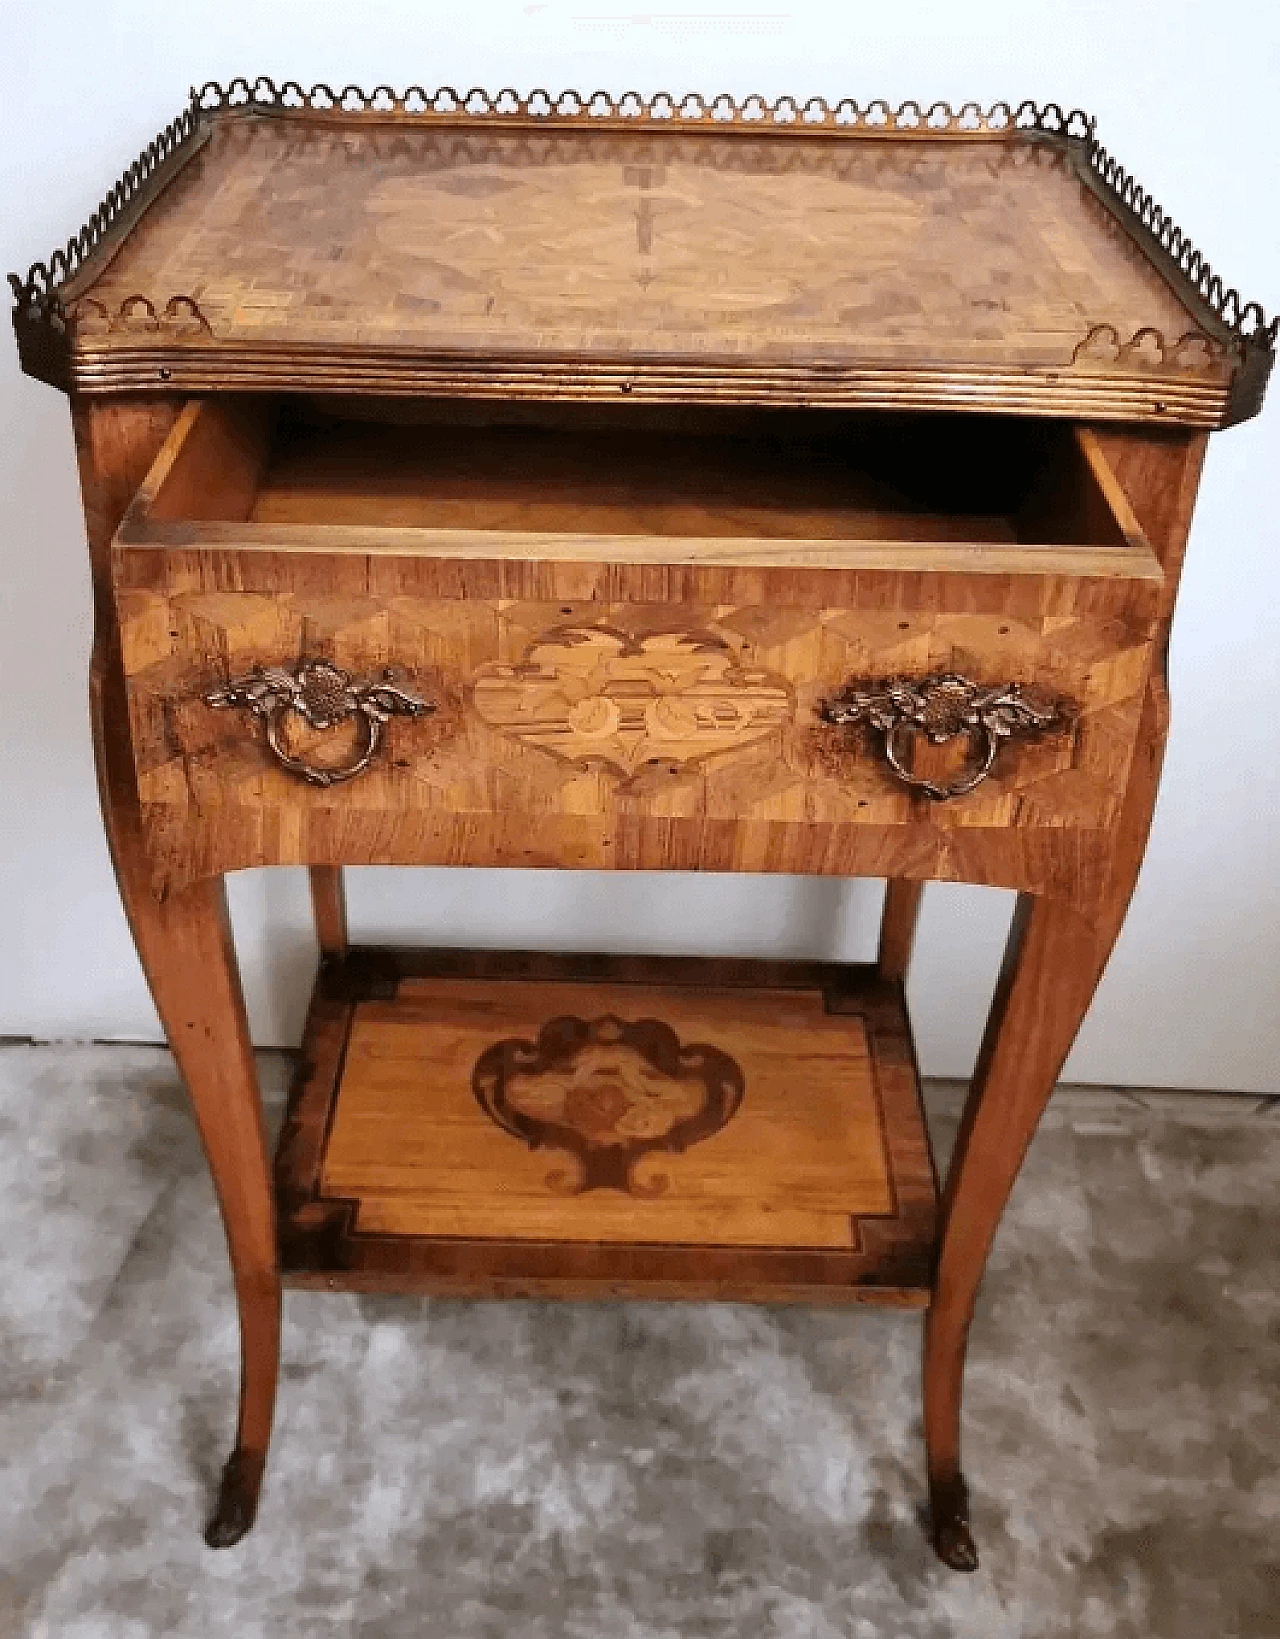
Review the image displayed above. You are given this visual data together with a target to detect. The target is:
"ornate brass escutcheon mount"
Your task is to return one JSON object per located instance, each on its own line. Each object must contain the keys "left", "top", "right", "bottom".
{"left": 820, "top": 672, "right": 1066, "bottom": 801}
{"left": 204, "top": 658, "right": 434, "bottom": 787}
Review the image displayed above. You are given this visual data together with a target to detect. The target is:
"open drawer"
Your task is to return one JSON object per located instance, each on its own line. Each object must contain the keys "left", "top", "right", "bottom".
{"left": 111, "top": 397, "right": 1164, "bottom": 896}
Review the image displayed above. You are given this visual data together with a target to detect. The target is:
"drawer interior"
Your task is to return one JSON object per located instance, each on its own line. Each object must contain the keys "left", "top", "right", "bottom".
{"left": 124, "top": 397, "right": 1156, "bottom": 567}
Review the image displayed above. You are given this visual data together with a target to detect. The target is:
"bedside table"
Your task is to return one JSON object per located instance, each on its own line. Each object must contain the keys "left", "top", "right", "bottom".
{"left": 11, "top": 80, "right": 1273, "bottom": 1570}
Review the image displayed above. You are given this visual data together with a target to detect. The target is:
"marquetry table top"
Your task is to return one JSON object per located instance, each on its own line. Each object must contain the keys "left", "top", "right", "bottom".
{"left": 9, "top": 83, "right": 1274, "bottom": 426}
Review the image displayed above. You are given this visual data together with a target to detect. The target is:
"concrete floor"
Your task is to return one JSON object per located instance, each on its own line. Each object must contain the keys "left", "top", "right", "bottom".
{"left": 0, "top": 1042, "right": 1277, "bottom": 1638}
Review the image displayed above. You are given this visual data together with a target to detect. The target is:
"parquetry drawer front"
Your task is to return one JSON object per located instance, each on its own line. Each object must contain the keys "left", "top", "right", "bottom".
{"left": 112, "top": 398, "right": 1163, "bottom": 896}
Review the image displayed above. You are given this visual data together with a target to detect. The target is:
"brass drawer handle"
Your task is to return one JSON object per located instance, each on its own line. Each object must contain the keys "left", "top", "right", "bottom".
{"left": 205, "top": 659, "right": 434, "bottom": 787}
{"left": 820, "top": 673, "right": 1065, "bottom": 801}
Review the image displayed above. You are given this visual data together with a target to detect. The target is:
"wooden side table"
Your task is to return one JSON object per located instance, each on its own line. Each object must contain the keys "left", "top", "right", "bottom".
{"left": 11, "top": 81, "right": 1273, "bottom": 1571}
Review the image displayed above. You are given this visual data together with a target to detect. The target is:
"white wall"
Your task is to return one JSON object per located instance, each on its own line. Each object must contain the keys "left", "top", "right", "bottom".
{"left": 2, "top": 0, "right": 1277, "bottom": 1088}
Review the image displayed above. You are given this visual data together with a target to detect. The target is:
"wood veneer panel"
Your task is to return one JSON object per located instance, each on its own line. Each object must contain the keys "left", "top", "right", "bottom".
{"left": 54, "top": 114, "right": 1240, "bottom": 424}
{"left": 116, "top": 588, "right": 1160, "bottom": 894}
{"left": 275, "top": 950, "right": 937, "bottom": 1303}
{"left": 324, "top": 981, "right": 891, "bottom": 1247}
{"left": 109, "top": 398, "right": 1166, "bottom": 895}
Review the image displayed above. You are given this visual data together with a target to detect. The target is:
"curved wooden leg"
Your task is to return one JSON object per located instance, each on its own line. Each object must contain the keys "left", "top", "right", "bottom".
{"left": 74, "top": 398, "right": 280, "bottom": 1546}
{"left": 924, "top": 680, "right": 1169, "bottom": 1571}
{"left": 921, "top": 429, "right": 1207, "bottom": 1567}
{"left": 115, "top": 873, "right": 281, "bottom": 1549}
{"left": 86, "top": 843, "right": 280, "bottom": 1545}
{"left": 925, "top": 893, "right": 1108, "bottom": 1568}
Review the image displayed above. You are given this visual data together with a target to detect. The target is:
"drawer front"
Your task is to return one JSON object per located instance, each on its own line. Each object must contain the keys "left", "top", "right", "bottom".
{"left": 115, "top": 578, "right": 1157, "bottom": 895}
{"left": 111, "top": 397, "right": 1164, "bottom": 894}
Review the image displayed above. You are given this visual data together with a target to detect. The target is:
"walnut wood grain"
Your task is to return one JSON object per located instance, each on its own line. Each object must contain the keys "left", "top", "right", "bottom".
{"left": 23, "top": 82, "right": 1241, "bottom": 1566}
{"left": 111, "top": 398, "right": 1164, "bottom": 898}
{"left": 921, "top": 427, "right": 1206, "bottom": 1573}
{"left": 275, "top": 951, "right": 937, "bottom": 1302}
{"left": 123, "top": 398, "right": 1155, "bottom": 561}
{"left": 308, "top": 867, "right": 348, "bottom": 957}
{"left": 73, "top": 394, "right": 281, "bottom": 1551}
{"left": 114, "top": 580, "right": 1159, "bottom": 895}
{"left": 878, "top": 880, "right": 925, "bottom": 983}
{"left": 16, "top": 98, "right": 1265, "bottom": 427}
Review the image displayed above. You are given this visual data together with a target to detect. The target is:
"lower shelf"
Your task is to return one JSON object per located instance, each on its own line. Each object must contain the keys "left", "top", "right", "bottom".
{"left": 276, "top": 948, "right": 939, "bottom": 1305}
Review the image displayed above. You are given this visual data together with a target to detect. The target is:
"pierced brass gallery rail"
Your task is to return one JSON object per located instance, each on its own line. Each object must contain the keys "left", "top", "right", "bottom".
{"left": 10, "top": 80, "right": 1275, "bottom": 368}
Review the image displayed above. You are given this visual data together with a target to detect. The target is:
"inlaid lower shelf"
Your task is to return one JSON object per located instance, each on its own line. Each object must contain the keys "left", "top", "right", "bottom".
{"left": 276, "top": 948, "right": 939, "bottom": 1304}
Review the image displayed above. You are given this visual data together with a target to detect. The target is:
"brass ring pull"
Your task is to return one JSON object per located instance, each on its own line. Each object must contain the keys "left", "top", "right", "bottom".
{"left": 205, "top": 659, "right": 433, "bottom": 787}
{"left": 260, "top": 697, "right": 382, "bottom": 786}
{"left": 820, "top": 673, "right": 1065, "bottom": 802}
{"left": 882, "top": 716, "right": 999, "bottom": 800}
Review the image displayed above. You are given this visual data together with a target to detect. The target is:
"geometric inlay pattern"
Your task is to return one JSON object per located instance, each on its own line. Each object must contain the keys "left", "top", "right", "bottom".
{"left": 65, "top": 117, "right": 1211, "bottom": 377}
{"left": 116, "top": 593, "right": 1157, "bottom": 896}
{"left": 302, "top": 966, "right": 926, "bottom": 1261}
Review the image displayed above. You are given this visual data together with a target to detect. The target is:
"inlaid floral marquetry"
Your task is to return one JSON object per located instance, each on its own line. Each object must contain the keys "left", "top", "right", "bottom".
{"left": 309, "top": 971, "right": 922, "bottom": 1256}
{"left": 471, "top": 1013, "right": 746, "bottom": 1196}
{"left": 12, "top": 83, "right": 1273, "bottom": 423}
{"left": 470, "top": 626, "right": 794, "bottom": 784}
{"left": 117, "top": 582, "right": 1159, "bottom": 897}
{"left": 36, "top": 71, "right": 1267, "bottom": 1569}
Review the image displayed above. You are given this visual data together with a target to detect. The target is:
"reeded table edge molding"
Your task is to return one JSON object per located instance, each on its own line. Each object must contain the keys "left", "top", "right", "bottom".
{"left": 65, "top": 349, "right": 1235, "bottom": 426}
{"left": 8, "top": 80, "right": 1275, "bottom": 426}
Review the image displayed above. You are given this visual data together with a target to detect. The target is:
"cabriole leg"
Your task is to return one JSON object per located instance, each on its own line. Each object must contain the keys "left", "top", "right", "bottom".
{"left": 123, "top": 878, "right": 281, "bottom": 1549}
{"left": 75, "top": 396, "right": 281, "bottom": 1545}
{"left": 923, "top": 678, "right": 1169, "bottom": 1571}
{"left": 924, "top": 892, "right": 1108, "bottom": 1569}
{"left": 98, "top": 745, "right": 280, "bottom": 1549}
